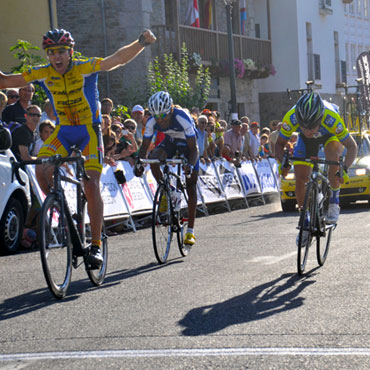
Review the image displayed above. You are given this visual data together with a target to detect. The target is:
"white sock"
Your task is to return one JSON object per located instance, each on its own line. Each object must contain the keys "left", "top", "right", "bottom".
{"left": 187, "top": 227, "right": 194, "bottom": 234}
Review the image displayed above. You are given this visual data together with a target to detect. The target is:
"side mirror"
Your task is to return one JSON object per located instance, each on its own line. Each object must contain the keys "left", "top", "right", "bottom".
{"left": 0, "top": 126, "right": 12, "bottom": 151}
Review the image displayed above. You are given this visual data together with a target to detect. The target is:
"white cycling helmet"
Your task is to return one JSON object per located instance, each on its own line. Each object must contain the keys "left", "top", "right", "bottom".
{"left": 148, "top": 91, "right": 173, "bottom": 116}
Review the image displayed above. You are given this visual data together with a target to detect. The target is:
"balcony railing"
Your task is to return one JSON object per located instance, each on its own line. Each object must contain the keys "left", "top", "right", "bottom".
{"left": 152, "top": 25, "right": 272, "bottom": 68}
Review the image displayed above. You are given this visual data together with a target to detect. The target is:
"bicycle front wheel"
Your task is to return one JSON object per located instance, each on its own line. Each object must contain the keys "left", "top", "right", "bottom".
{"left": 176, "top": 185, "right": 189, "bottom": 257}
{"left": 317, "top": 223, "right": 333, "bottom": 266}
{"left": 152, "top": 183, "right": 173, "bottom": 264}
{"left": 297, "top": 182, "right": 317, "bottom": 275}
{"left": 39, "top": 194, "right": 72, "bottom": 299}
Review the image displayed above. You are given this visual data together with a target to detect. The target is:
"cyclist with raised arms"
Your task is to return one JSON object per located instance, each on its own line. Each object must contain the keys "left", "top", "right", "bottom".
{"left": 135, "top": 91, "right": 199, "bottom": 247}
{"left": 275, "top": 92, "right": 357, "bottom": 242}
{"left": 0, "top": 28, "right": 156, "bottom": 268}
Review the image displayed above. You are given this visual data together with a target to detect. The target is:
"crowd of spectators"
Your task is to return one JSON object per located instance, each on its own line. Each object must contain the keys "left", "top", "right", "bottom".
{"left": 0, "top": 84, "right": 297, "bottom": 248}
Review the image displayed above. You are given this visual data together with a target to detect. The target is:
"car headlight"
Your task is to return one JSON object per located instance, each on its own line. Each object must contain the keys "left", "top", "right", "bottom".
{"left": 350, "top": 168, "right": 367, "bottom": 176}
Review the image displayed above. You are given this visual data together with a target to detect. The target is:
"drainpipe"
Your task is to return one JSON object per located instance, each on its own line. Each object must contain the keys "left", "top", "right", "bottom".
{"left": 101, "top": 0, "right": 110, "bottom": 97}
{"left": 48, "top": 0, "right": 55, "bottom": 29}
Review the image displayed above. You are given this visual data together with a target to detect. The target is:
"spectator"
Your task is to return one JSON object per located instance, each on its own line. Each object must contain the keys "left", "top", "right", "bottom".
{"left": 196, "top": 115, "right": 209, "bottom": 162}
{"left": 285, "top": 132, "right": 298, "bottom": 155}
{"left": 205, "top": 119, "right": 217, "bottom": 158}
{"left": 131, "top": 104, "right": 145, "bottom": 145}
{"left": 213, "top": 111, "right": 225, "bottom": 156}
{"left": 2, "top": 83, "right": 35, "bottom": 124}
{"left": 249, "top": 121, "right": 261, "bottom": 158}
{"left": 32, "top": 120, "right": 55, "bottom": 156}
{"left": 222, "top": 119, "right": 243, "bottom": 165}
{"left": 5, "top": 88, "right": 19, "bottom": 106}
{"left": 0, "top": 91, "right": 7, "bottom": 120}
{"left": 118, "top": 118, "right": 138, "bottom": 165}
{"left": 112, "top": 119, "right": 137, "bottom": 164}
{"left": 103, "top": 130, "right": 118, "bottom": 166}
{"left": 101, "top": 98, "right": 114, "bottom": 115}
{"left": 269, "top": 121, "right": 282, "bottom": 157}
{"left": 11, "top": 104, "right": 40, "bottom": 161}
{"left": 101, "top": 114, "right": 112, "bottom": 136}
{"left": 259, "top": 133, "right": 271, "bottom": 158}
{"left": 40, "top": 99, "right": 56, "bottom": 124}
{"left": 240, "top": 116, "right": 251, "bottom": 159}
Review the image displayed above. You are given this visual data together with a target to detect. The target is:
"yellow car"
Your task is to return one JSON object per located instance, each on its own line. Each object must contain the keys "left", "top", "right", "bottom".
{"left": 280, "top": 131, "right": 370, "bottom": 212}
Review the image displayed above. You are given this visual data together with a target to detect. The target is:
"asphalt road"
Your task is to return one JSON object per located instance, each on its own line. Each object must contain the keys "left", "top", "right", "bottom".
{"left": 1, "top": 197, "right": 370, "bottom": 369}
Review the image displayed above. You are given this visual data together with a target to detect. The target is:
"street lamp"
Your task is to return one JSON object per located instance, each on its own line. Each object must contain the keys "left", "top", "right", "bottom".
{"left": 224, "top": 0, "right": 238, "bottom": 120}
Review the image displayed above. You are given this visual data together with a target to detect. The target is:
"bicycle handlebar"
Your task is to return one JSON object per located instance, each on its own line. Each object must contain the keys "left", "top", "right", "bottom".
{"left": 10, "top": 151, "right": 89, "bottom": 186}
{"left": 282, "top": 149, "right": 344, "bottom": 177}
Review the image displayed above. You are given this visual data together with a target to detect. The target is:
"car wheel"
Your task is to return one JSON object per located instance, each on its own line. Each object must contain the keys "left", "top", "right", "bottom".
{"left": 0, "top": 198, "right": 24, "bottom": 255}
{"left": 281, "top": 199, "right": 296, "bottom": 212}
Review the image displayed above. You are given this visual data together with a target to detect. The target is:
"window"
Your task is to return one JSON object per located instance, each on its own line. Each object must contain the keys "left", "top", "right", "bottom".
{"left": 365, "top": 0, "right": 369, "bottom": 17}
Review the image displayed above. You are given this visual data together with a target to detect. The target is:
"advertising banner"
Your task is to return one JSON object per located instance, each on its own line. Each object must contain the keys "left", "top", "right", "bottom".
{"left": 237, "top": 160, "right": 261, "bottom": 196}
{"left": 254, "top": 159, "right": 279, "bottom": 194}
{"left": 198, "top": 161, "right": 227, "bottom": 203}
{"left": 213, "top": 159, "right": 244, "bottom": 200}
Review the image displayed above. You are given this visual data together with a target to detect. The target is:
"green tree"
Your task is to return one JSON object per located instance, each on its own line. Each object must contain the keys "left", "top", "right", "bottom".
{"left": 147, "top": 43, "right": 211, "bottom": 110}
{"left": 9, "top": 40, "right": 48, "bottom": 107}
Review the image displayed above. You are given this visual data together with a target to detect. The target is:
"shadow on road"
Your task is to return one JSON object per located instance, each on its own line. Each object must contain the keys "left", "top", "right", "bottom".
{"left": 0, "top": 259, "right": 184, "bottom": 321}
{"left": 178, "top": 271, "right": 316, "bottom": 336}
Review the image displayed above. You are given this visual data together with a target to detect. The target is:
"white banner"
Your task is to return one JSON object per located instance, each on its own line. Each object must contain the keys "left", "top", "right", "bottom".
{"left": 213, "top": 159, "right": 244, "bottom": 200}
{"left": 198, "top": 161, "right": 227, "bottom": 204}
{"left": 116, "top": 161, "right": 153, "bottom": 214}
{"left": 254, "top": 159, "right": 279, "bottom": 194}
{"left": 100, "top": 164, "right": 129, "bottom": 219}
{"left": 237, "top": 160, "right": 262, "bottom": 196}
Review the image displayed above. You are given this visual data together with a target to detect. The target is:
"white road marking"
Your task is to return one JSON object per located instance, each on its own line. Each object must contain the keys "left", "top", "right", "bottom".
{"left": 2, "top": 347, "right": 370, "bottom": 361}
{"left": 247, "top": 252, "right": 297, "bottom": 265}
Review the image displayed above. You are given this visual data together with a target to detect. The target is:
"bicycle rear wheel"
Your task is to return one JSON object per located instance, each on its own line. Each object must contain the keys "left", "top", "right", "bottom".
{"left": 297, "top": 182, "right": 317, "bottom": 275}
{"left": 39, "top": 194, "right": 72, "bottom": 299}
{"left": 152, "top": 183, "right": 173, "bottom": 264}
{"left": 87, "top": 225, "right": 108, "bottom": 285}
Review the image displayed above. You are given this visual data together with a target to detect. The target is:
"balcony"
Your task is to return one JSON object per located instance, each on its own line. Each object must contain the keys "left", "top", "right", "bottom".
{"left": 152, "top": 25, "right": 272, "bottom": 75}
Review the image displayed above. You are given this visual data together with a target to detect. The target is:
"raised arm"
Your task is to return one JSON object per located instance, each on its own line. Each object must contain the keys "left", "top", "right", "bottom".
{"left": 100, "top": 30, "right": 156, "bottom": 72}
{"left": 0, "top": 71, "right": 27, "bottom": 89}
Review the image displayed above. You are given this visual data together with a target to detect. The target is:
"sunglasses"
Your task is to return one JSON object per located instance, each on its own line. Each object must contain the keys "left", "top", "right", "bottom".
{"left": 125, "top": 126, "right": 136, "bottom": 130}
{"left": 46, "top": 47, "right": 70, "bottom": 56}
{"left": 27, "top": 112, "right": 41, "bottom": 118}
{"left": 8, "top": 95, "right": 19, "bottom": 99}
{"left": 154, "top": 113, "right": 167, "bottom": 120}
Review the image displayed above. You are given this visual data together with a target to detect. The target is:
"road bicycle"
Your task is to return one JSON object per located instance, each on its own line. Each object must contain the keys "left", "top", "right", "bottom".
{"left": 139, "top": 157, "right": 189, "bottom": 264}
{"left": 282, "top": 152, "right": 343, "bottom": 275}
{"left": 11, "top": 149, "right": 108, "bottom": 299}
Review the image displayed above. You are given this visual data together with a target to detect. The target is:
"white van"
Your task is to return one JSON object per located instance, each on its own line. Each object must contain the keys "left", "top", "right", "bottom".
{"left": 0, "top": 126, "right": 31, "bottom": 254}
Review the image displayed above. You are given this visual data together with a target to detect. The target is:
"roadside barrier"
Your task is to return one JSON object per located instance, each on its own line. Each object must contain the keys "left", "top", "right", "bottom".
{"left": 25, "top": 158, "right": 281, "bottom": 232}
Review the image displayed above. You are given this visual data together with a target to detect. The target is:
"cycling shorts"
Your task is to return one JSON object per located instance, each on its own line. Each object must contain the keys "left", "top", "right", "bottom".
{"left": 37, "top": 124, "right": 103, "bottom": 173}
{"left": 293, "top": 133, "right": 339, "bottom": 167}
{"left": 156, "top": 136, "right": 200, "bottom": 171}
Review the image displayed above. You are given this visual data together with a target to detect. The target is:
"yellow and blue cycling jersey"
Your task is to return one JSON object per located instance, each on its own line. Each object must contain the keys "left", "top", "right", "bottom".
{"left": 280, "top": 100, "right": 350, "bottom": 160}
{"left": 22, "top": 58, "right": 103, "bottom": 126}
{"left": 280, "top": 100, "right": 349, "bottom": 142}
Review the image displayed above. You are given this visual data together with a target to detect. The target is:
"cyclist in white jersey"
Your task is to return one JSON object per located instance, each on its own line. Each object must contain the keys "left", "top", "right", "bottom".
{"left": 136, "top": 91, "right": 199, "bottom": 246}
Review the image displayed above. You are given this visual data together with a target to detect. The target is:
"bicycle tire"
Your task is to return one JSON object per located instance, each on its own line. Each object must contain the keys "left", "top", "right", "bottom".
{"left": 39, "top": 194, "right": 72, "bottom": 299}
{"left": 87, "top": 225, "right": 108, "bottom": 285}
{"left": 297, "top": 182, "right": 317, "bottom": 275}
{"left": 316, "top": 186, "right": 332, "bottom": 266}
{"left": 152, "top": 183, "right": 172, "bottom": 264}
{"left": 175, "top": 183, "right": 189, "bottom": 257}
